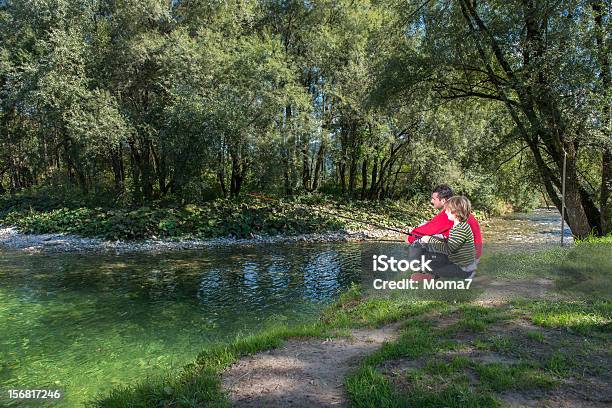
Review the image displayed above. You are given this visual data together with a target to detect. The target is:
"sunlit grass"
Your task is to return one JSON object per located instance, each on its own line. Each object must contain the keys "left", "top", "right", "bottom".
{"left": 575, "top": 233, "right": 612, "bottom": 245}
{"left": 525, "top": 301, "right": 611, "bottom": 335}
{"left": 343, "top": 242, "right": 611, "bottom": 407}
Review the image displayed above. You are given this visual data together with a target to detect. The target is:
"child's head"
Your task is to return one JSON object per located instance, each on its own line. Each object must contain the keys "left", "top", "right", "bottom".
{"left": 444, "top": 196, "right": 471, "bottom": 222}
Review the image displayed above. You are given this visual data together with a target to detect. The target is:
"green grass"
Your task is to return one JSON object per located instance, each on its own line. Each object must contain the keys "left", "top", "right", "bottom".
{"left": 473, "top": 361, "right": 558, "bottom": 391}
{"left": 485, "top": 335, "right": 513, "bottom": 353}
{"left": 477, "top": 247, "right": 566, "bottom": 279}
{"left": 440, "top": 305, "right": 510, "bottom": 336}
{"left": 90, "top": 285, "right": 447, "bottom": 407}
{"left": 344, "top": 242, "right": 611, "bottom": 407}
{"left": 545, "top": 351, "right": 577, "bottom": 377}
{"left": 553, "top": 241, "right": 612, "bottom": 298}
{"left": 526, "top": 331, "right": 545, "bottom": 342}
{"left": 518, "top": 300, "right": 611, "bottom": 336}
{"left": 343, "top": 306, "right": 572, "bottom": 407}
{"left": 575, "top": 233, "right": 612, "bottom": 245}
{"left": 344, "top": 366, "right": 398, "bottom": 408}
{"left": 364, "top": 321, "right": 442, "bottom": 366}
{"left": 344, "top": 366, "right": 501, "bottom": 408}
{"left": 477, "top": 238, "right": 612, "bottom": 300}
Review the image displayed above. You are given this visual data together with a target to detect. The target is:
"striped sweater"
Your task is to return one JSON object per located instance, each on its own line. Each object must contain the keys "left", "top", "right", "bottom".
{"left": 428, "top": 221, "right": 476, "bottom": 268}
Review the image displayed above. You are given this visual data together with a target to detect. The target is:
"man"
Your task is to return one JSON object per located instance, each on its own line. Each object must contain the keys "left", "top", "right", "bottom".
{"left": 407, "top": 184, "right": 483, "bottom": 259}
{"left": 420, "top": 195, "right": 477, "bottom": 279}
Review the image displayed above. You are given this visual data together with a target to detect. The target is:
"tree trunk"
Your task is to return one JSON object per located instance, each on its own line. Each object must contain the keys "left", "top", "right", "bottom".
{"left": 602, "top": 149, "right": 612, "bottom": 234}
{"left": 218, "top": 171, "right": 227, "bottom": 197}
{"left": 339, "top": 162, "right": 346, "bottom": 195}
{"left": 360, "top": 158, "right": 368, "bottom": 199}
{"left": 110, "top": 144, "right": 125, "bottom": 194}
{"left": 369, "top": 160, "right": 378, "bottom": 199}
{"left": 561, "top": 147, "right": 592, "bottom": 237}
{"left": 140, "top": 138, "right": 153, "bottom": 200}
{"left": 230, "top": 152, "right": 245, "bottom": 197}
{"left": 128, "top": 141, "right": 142, "bottom": 203}
{"left": 302, "top": 142, "right": 311, "bottom": 190}
{"left": 282, "top": 105, "right": 294, "bottom": 196}
{"left": 310, "top": 141, "right": 325, "bottom": 192}
{"left": 217, "top": 139, "right": 228, "bottom": 197}
{"left": 150, "top": 141, "right": 168, "bottom": 195}
{"left": 338, "top": 120, "right": 349, "bottom": 195}
{"left": 348, "top": 155, "right": 357, "bottom": 196}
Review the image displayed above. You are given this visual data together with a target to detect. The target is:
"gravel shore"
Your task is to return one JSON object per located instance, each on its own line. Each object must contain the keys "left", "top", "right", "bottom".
{"left": 0, "top": 226, "right": 402, "bottom": 254}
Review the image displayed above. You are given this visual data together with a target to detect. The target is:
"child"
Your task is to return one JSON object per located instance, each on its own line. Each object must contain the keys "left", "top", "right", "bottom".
{"left": 415, "top": 196, "right": 477, "bottom": 280}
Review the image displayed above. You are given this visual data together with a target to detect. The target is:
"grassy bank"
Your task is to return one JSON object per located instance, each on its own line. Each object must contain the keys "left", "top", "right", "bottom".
{"left": 91, "top": 238, "right": 611, "bottom": 407}
{"left": 345, "top": 238, "right": 611, "bottom": 407}
{"left": 0, "top": 193, "right": 435, "bottom": 241}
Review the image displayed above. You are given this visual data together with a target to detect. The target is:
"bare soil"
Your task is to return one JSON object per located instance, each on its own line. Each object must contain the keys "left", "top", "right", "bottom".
{"left": 472, "top": 276, "right": 562, "bottom": 305}
{"left": 221, "top": 324, "right": 400, "bottom": 407}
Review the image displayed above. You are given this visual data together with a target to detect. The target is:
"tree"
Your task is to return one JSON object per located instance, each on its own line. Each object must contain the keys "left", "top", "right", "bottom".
{"left": 386, "top": 0, "right": 610, "bottom": 237}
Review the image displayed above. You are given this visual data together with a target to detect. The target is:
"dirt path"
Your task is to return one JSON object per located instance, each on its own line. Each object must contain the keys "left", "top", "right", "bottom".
{"left": 221, "top": 323, "right": 400, "bottom": 407}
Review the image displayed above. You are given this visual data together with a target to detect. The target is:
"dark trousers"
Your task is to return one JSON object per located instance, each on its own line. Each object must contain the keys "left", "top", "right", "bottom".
{"left": 407, "top": 243, "right": 471, "bottom": 279}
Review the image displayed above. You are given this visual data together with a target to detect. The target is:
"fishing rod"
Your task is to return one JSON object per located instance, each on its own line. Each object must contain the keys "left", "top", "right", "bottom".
{"left": 247, "top": 193, "right": 424, "bottom": 238}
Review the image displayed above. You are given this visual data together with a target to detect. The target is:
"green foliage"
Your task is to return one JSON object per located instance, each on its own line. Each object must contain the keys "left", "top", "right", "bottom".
{"left": 0, "top": 0, "right": 568, "bottom": 220}
{"left": 576, "top": 233, "right": 612, "bottom": 245}
{"left": 0, "top": 193, "right": 433, "bottom": 240}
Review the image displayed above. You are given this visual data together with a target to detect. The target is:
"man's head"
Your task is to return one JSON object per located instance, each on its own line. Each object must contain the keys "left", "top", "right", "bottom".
{"left": 431, "top": 184, "right": 454, "bottom": 210}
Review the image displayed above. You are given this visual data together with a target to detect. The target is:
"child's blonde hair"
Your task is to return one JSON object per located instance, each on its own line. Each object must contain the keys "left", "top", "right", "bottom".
{"left": 444, "top": 196, "right": 471, "bottom": 222}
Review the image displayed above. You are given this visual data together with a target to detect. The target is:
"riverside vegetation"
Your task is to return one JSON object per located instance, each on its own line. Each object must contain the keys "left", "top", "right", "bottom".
{"left": 0, "top": 191, "right": 439, "bottom": 241}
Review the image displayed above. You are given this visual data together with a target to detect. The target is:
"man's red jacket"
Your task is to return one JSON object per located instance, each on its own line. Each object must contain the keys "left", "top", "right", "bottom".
{"left": 407, "top": 211, "right": 483, "bottom": 258}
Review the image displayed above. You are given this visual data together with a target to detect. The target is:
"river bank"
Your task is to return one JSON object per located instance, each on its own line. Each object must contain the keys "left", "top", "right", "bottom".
{"left": 0, "top": 195, "right": 434, "bottom": 253}
{"left": 0, "top": 225, "right": 402, "bottom": 254}
{"left": 0, "top": 207, "right": 567, "bottom": 254}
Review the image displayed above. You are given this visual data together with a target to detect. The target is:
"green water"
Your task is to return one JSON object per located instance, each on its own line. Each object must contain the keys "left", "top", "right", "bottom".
{"left": 0, "top": 243, "right": 365, "bottom": 407}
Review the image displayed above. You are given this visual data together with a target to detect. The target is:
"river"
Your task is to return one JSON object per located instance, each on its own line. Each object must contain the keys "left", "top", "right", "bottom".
{"left": 0, "top": 208, "right": 569, "bottom": 407}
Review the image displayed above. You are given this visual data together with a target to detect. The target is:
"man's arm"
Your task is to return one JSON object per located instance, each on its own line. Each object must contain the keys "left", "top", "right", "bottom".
{"left": 407, "top": 211, "right": 453, "bottom": 243}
